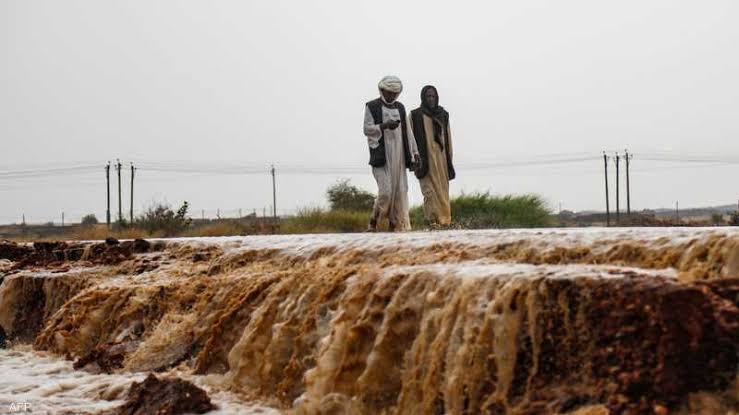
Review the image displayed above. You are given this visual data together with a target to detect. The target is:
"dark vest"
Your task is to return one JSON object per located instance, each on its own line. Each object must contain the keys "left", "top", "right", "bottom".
{"left": 366, "top": 98, "right": 412, "bottom": 168}
{"left": 410, "top": 108, "right": 455, "bottom": 180}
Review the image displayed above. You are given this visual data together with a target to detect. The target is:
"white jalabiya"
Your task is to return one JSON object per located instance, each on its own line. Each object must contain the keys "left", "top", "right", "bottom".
{"left": 364, "top": 102, "right": 419, "bottom": 231}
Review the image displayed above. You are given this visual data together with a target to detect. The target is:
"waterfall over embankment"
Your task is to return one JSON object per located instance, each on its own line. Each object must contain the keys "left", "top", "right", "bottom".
{"left": 1, "top": 228, "right": 737, "bottom": 414}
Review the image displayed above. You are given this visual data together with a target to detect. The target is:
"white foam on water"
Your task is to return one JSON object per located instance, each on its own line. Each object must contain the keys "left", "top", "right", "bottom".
{"left": 386, "top": 261, "right": 677, "bottom": 281}
{"left": 164, "top": 227, "right": 738, "bottom": 258}
{"left": 0, "top": 345, "right": 280, "bottom": 415}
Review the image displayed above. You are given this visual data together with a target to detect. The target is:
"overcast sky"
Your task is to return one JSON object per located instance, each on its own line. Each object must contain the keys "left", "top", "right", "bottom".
{"left": 2, "top": 0, "right": 738, "bottom": 224}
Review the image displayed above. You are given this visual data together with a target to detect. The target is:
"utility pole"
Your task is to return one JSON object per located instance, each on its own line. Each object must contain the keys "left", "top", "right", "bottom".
{"left": 130, "top": 163, "right": 135, "bottom": 224}
{"left": 116, "top": 159, "right": 122, "bottom": 224}
{"left": 61, "top": 212, "right": 64, "bottom": 227}
{"left": 271, "top": 164, "right": 277, "bottom": 219}
{"left": 106, "top": 162, "right": 111, "bottom": 228}
{"left": 201, "top": 209, "right": 205, "bottom": 221}
{"left": 614, "top": 153, "right": 620, "bottom": 225}
{"left": 624, "top": 150, "right": 631, "bottom": 216}
{"left": 603, "top": 152, "right": 610, "bottom": 227}
{"left": 676, "top": 201, "right": 679, "bottom": 223}
{"left": 22, "top": 214, "right": 25, "bottom": 226}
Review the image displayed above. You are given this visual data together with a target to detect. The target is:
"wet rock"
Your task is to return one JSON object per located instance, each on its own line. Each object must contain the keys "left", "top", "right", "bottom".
{"left": 0, "top": 275, "right": 46, "bottom": 342}
{"left": 0, "top": 325, "right": 6, "bottom": 349}
{"left": 105, "top": 237, "right": 120, "bottom": 246}
{"left": 1, "top": 271, "right": 95, "bottom": 343}
{"left": 65, "top": 247, "right": 85, "bottom": 261}
{"left": 191, "top": 252, "right": 209, "bottom": 262}
{"left": 588, "top": 277, "right": 739, "bottom": 412}
{"left": 115, "top": 374, "right": 215, "bottom": 415}
{"left": 53, "top": 249, "right": 66, "bottom": 261}
{"left": 132, "top": 238, "right": 150, "bottom": 253}
{"left": 3, "top": 241, "right": 92, "bottom": 270}
{"left": 73, "top": 341, "right": 136, "bottom": 374}
{"left": 85, "top": 239, "right": 154, "bottom": 265}
{"left": 0, "top": 241, "right": 32, "bottom": 261}
{"left": 552, "top": 394, "right": 593, "bottom": 413}
{"left": 33, "top": 241, "right": 66, "bottom": 253}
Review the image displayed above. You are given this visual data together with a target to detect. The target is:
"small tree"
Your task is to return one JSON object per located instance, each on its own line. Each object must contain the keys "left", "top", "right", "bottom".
{"left": 730, "top": 210, "right": 739, "bottom": 226}
{"left": 326, "top": 179, "right": 375, "bottom": 211}
{"left": 137, "top": 201, "right": 192, "bottom": 236}
{"left": 81, "top": 214, "right": 99, "bottom": 226}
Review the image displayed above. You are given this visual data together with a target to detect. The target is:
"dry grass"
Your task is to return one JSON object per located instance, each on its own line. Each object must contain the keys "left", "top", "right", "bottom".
{"left": 182, "top": 221, "right": 247, "bottom": 237}
{"left": 66, "top": 225, "right": 153, "bottom": 241}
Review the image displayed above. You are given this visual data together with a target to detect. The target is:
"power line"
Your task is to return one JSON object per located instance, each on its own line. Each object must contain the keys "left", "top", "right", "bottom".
{"left": 1, "top": 151, "right": 737, "bottom": 180}
{"left": 0, "top": 165, "right": 100, "bottom": 180}
{"left": 637, "top": 154, "right": 739, "bottom": 164}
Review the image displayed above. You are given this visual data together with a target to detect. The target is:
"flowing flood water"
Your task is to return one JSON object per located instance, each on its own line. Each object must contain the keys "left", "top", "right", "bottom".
{"left": 0, "top": 228, "right": 737, "bottom": 414}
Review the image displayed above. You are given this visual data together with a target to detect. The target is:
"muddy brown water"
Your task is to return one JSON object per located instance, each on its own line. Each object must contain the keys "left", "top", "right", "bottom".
{"left": 0, "top": 228, "right": 737, "bottom": 414}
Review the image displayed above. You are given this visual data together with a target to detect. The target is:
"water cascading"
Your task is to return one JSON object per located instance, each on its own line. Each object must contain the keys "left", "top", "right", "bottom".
{"left": 0, "top": 228, "right": 737, "bottom": 414}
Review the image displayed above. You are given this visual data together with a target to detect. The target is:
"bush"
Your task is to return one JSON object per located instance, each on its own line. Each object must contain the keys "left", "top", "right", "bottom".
{"left": 411, "top": 192, "right": 552, "bottom": 229}
{"left": 137, "top": 201, "right": 192, "bottom": 236}
{"left": 711, "top": 213, "right": 724, "bottom": 226}
{"left": 281, "top": 208, "right": 369, "bottom": 234}
{"left": 326, "top": 179, "right": 375, "bottom": 212}
{"left": 81, "top": 214, "right": 99, "bottom": 226}
{"left": 730, "top": 211, "right": 739, "bottom": 226}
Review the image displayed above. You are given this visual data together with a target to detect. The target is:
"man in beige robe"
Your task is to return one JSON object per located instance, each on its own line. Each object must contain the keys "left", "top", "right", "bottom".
{"left": 408, "top": 85, "right": 455, "bottom": 226}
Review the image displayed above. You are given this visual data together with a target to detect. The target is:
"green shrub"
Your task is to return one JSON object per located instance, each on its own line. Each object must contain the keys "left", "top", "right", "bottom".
{"left": 326, "top": 179, "right": 375, "bottom": 212}
{"left": 711, "top": 213, "right": 724, "bottom": 226}
{"left": 730, "top": 210, "right": 739, "bottom": 226}
{"left": 411, "top": 192, "right": 552, "bottom": 229}
{"left": 137, "top": 201, "right": 192, "bottom": 236}
{"left": 282, "top": 208, "right": 369, "bottom": 234}
{"left": 81, "top": 214, "right": 99, "bottom": 226}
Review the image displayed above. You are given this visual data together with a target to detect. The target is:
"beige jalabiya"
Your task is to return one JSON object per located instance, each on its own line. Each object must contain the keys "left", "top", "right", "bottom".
{"left": 413, "top": 113, "right": 453, "bottom": 225}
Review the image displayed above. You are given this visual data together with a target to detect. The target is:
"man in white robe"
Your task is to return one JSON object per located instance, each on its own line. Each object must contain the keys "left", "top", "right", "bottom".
{"left": 363, "top": 76, "right": 420, "bottom": 232}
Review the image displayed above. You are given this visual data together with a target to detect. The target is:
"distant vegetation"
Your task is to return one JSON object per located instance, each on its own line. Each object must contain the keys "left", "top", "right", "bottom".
{"left": 410, "top": 192, "right": 552, "bottom": 229}
{"left": 731, "top": 210, "right": 739, "bottom": 226}
{"left": 81, "top": 214, "right": 99, "bottom": 226}
{"left": 326, "top": 179, "right": 375, "bottom": 211}
{"left": 282, "top": 180, "right": 373, "bottom": 233}
{"left": 282, "top": 208, "right": 369, "bottom": 234}
{"left": 137, "top": 201, "right": 192, "bottom": 237}
{"left": 1, "top": 182, "right": 556, "bottom": 241}
{"left": 286, "top": 181, "right": 553, "bottom": 233}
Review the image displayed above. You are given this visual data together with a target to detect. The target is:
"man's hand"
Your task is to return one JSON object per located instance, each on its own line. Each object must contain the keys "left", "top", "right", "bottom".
{"left": 410, "top": 154, "right": 421, "bottom": 171}
{"left": 380, "top": 120, "right": 400, "bottom": 130}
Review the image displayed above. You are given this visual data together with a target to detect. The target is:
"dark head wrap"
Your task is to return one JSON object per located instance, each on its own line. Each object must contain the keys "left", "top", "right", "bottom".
{"left": 420, "top": 85, "right": 449, "bottom": 149}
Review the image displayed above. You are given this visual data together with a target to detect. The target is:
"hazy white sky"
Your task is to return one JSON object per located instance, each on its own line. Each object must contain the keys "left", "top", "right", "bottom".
{"left": 2, "top": 0, "right": 738, "bottom": 224}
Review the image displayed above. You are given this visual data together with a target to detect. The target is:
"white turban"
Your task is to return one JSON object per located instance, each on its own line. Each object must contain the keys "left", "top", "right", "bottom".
{"left": 378, "top": 75, "right": 403, "bottom": 93}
